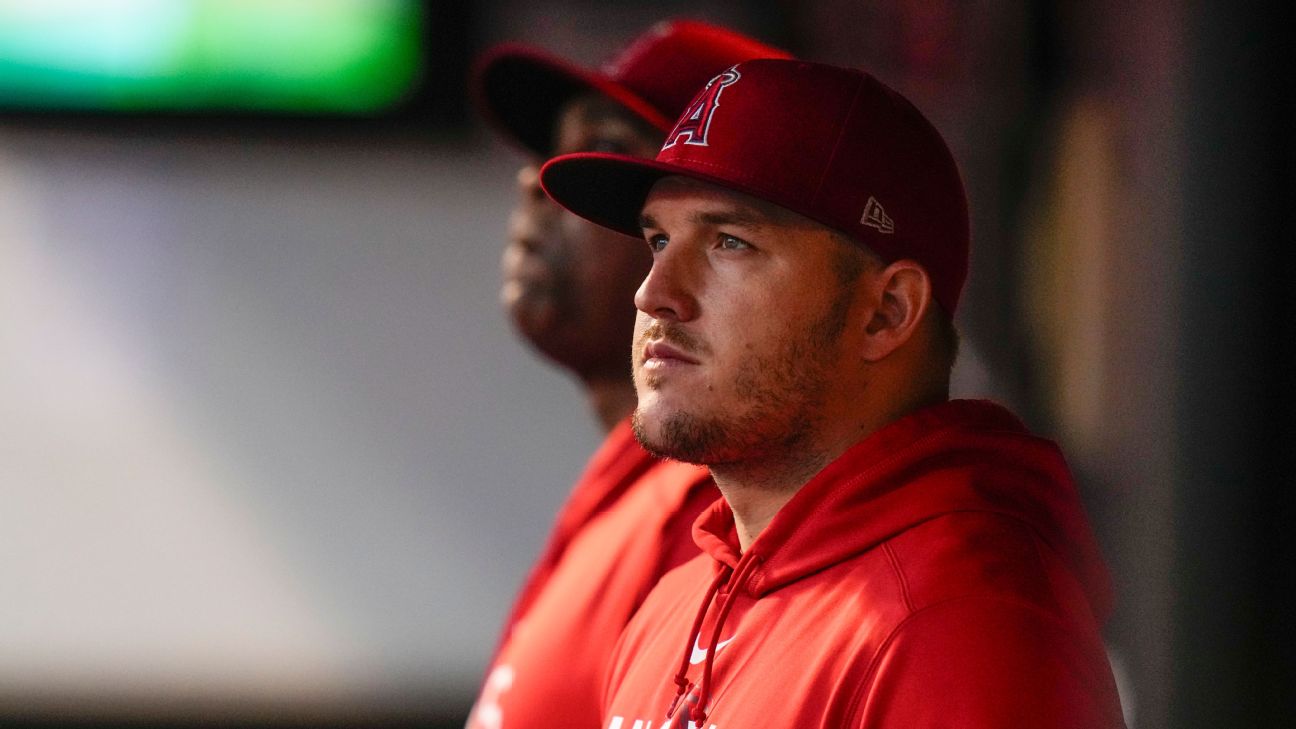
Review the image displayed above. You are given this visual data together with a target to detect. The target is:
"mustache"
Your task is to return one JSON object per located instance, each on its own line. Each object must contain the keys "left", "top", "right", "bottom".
{"left": 638, "top": 322, "right": 709, "bottom": 357}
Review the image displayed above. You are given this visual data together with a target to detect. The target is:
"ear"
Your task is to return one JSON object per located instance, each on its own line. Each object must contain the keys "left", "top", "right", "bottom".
{"left": 860, "top": 260, "right": 932, "bottom": 362}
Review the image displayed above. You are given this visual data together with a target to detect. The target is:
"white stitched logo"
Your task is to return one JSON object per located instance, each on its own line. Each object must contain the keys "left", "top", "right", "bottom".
{"left": 608, "top": 717, "right": 719, "bottom": 729}
{"left": 662, "top": 66, "right": 742, "bottom": 150}
{"left": 860, "top": 196, "right": 895, "bottom": 234}
{"left": 466, "top": 665, "right": 514, "bottom": 729}
{"left": 689, "top": 635, "right": 737, "bottom": 665}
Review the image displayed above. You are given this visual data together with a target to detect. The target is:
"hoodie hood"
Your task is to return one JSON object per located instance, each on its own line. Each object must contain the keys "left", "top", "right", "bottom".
{"left": 654, "top": 399, "right": 1117, "bottom": 728}
{"left": 691, "top": 399, "right": 1113, "bottom": 622}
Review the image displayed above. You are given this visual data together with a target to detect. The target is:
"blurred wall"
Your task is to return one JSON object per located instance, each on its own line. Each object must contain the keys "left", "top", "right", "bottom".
{"left": 0, "top": 127, "right": 601, "bottom": 722}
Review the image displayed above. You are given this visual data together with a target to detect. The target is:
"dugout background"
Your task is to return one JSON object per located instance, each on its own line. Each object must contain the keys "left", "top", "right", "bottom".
{"left": 1, "top": 2, "right": 1290, "bottom": 728}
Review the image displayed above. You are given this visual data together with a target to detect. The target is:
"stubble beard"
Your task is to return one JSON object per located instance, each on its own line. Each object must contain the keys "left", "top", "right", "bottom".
{"left": 631, "top": 287, "right": 853, "bottom": 469}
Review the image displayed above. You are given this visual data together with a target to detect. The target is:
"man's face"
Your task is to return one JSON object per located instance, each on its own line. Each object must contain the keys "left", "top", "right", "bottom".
{"left": 501, "top": 96, "right": 661, "bottom": 379}
{"left": 631, "top": 176, "right": 869, "bottom": 466}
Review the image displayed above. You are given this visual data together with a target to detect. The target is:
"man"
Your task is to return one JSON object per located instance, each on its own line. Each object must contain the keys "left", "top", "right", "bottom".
{"left": 540, "top": 59, "right": 1126, "bottom": 727}
{"left": 466, "top": 22, "right": 788, "bottom": 729}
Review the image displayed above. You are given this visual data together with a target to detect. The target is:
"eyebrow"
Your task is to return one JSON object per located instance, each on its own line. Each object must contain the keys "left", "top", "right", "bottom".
{"left": 638, "top": 206, "right": 770, "bottom": 232}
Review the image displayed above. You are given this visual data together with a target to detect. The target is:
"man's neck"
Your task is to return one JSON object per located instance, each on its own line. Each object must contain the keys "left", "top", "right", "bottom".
{"left": 712, "top": 387, "right": 951, "bottom": 552}
{"left": 710, "top": 451, "right": 831, "bottom": 552}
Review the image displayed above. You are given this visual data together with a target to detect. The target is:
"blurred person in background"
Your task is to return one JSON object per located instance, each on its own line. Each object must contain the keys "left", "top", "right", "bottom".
{"left": 465, "top": 20, "right": 788, "bottom": 729}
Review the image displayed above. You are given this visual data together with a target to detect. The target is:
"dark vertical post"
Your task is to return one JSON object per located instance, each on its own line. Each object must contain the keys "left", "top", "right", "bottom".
{"left": 1173, "top": 0, "right": 1294, "bottom": 726}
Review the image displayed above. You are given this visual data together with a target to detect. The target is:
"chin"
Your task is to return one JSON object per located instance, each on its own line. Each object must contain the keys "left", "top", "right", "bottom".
{"left": 630, "top": 405, "right": 726, "bottom": 465}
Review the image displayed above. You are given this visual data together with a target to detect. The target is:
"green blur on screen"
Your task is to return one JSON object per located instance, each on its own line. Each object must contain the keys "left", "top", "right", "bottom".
{"left": 0, "top": 0, "right": 422, "bottom": 113}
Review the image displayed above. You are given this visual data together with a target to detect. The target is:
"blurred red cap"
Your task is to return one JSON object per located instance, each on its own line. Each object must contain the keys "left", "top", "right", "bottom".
{"left": 472, "top": 19, "right": 790, "bottom": 158}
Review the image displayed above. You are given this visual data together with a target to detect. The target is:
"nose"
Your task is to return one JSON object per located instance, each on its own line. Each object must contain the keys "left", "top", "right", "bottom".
{"left": 634, "top": 246, "right": 699, "bottom": 322}
{"left": 515, "top": 163, "right": 547, "bottom": 205}
{"left": 509, "top": 164, "right": 555, "bottom": 253}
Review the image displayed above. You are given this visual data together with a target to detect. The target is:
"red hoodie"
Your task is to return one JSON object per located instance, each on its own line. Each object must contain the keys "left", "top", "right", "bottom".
{"left": 602, "top": 400, "right": 1125, "bottom": 729}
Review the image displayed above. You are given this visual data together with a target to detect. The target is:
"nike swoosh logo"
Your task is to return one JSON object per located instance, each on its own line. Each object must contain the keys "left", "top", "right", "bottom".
{"left": 689, "top": 635, "right": 736, "bottom": 665}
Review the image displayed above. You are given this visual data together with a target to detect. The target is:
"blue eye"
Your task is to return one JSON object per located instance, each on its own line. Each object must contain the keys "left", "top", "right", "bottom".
{"left": 645, "top": 234, "right": 668, "bottom": 252}
{"left": 719, "top": 234, "right": 751, "bottom": 250}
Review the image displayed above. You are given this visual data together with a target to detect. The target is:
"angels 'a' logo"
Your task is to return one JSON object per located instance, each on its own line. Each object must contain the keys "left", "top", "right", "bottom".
{"left": 662, "top": 66, "right": 742, "bottom": 150}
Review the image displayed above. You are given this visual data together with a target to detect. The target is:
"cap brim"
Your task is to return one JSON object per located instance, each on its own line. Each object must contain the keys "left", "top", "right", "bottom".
{"left": 472, "top": 44, "right": 674, "bottom": 158}
{"left": 541, "top": 151, "right": 829, "bottom": 243}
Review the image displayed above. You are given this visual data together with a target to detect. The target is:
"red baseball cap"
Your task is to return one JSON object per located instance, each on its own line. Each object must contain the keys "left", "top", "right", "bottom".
{"left": 472, "top": 19, "right": 790, "bottom": 158}
{"left": 539, "top": 59, "right": 971, "bottom": 315}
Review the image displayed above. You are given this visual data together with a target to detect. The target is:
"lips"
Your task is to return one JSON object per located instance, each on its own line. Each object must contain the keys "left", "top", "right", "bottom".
{"left": 642, "top": 340, "right": 701, "bottom": 367}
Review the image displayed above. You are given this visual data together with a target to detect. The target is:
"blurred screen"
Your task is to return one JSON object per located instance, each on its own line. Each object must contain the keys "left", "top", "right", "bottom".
{"left": 0, "top": 0, "right": 422, "bottom": 114}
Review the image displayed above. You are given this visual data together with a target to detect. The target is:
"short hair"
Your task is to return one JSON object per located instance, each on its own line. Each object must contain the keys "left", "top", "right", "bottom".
{"left": 827, "top": 231, "right": 882, "bottom": 287}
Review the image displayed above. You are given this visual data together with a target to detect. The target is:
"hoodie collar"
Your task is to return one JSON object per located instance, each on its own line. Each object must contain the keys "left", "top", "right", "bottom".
{"left": 689, "top": 399, "right": 1112, "bottom": 620}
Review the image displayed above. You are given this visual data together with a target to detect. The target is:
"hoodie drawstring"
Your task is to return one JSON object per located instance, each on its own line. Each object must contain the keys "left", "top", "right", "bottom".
{"left": 666, "top": 556, "right": 761, "bottom": 727}
{"left": 666, "top": 566, "right": 729, "bottom": 719}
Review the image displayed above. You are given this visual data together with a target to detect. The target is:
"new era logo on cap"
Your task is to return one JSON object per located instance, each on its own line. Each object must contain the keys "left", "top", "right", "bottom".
{"left": 540, "top": 58, "right": 970, "bottom": 315}
{"left": 861, "top": 196, "right": 894, "bottom": 234}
